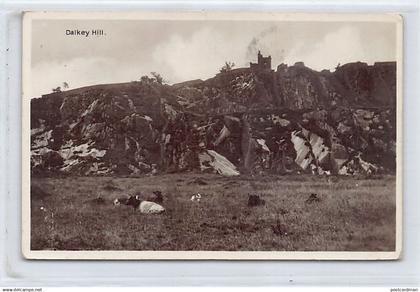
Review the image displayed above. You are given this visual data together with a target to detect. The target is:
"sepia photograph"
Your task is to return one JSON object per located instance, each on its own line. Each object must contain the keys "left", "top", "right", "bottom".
{"left": 22, "top": 12, "right": 402, "bottom": 259}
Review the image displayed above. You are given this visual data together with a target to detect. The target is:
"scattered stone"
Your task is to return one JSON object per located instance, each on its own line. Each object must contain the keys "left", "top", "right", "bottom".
{"left": 305, "top": 193, "right": 321, "bottom": 204}
{"left": 199, "top": 150, "right": 240, "bottom": 177}
{"left": 247, "top": 194, "right": 266, "bottom": 207}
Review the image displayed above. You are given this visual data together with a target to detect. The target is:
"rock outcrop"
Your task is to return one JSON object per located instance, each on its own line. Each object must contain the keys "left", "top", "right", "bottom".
{"left": 30, "top": 60, "right": 396, "bottom": 176}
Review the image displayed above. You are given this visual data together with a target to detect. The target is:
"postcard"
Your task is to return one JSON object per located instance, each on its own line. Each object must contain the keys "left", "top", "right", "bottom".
{"left": 22, "top": 12, "right": 402, "bottom": 260}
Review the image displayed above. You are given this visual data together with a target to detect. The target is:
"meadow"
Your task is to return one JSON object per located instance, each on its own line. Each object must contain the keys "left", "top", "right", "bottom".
{"left": 30, "top": 173, "right": 396, "bottom": 251}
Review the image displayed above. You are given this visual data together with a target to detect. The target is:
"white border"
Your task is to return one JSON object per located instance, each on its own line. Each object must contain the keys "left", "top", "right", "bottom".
{"left": 21, "top": 11, "right": 403, "bottom": 260}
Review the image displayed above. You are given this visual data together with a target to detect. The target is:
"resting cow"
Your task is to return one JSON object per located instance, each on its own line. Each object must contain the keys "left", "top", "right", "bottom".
{"left": 114, "top": 194, "right": 165, "bottom": 214}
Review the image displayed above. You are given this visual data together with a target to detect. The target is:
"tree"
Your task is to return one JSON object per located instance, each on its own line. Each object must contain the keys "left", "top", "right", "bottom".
{"left": 140, "top": 75, "right": 152, "bottom": 83}
{"left": 52, "top": 86, "right": 61, "bottom": 93}
{"left": 335, "top": 63, "right": 341, "bottom": 70}
{"left": 139, "top": 72, "right": 166, "bottom": 84}
{"left": 151, "top": 72, "right": 164, "bottom": 84}
{"left": 62, "top": 82, "right": 69, "bottom": 89}
{"left": 220, "top": 61, "right": 235, "bottom": 73}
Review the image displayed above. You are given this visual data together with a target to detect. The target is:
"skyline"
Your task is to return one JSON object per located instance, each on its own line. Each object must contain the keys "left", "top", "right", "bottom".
{"left": 31, "top": 19, "right": 397, "bottom": 97}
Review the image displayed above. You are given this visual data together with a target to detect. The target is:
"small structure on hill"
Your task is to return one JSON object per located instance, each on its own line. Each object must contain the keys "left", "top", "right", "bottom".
{"left": 250, "top": 51, "right": 272, "bottom": 71}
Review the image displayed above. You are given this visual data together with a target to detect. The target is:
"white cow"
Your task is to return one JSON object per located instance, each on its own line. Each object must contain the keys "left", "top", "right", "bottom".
{"left": 138, "top": 200, "right": 165, "bottom": 214}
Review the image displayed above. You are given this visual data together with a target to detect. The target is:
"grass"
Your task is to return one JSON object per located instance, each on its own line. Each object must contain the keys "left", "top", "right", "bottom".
{"left": 30, "top": 173, "right": 396, "bottom": 251}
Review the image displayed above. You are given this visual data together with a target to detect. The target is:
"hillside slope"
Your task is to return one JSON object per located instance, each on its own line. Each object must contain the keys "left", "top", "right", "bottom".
{"left": 30, "top": 61, "right": 396, "bottom": 176}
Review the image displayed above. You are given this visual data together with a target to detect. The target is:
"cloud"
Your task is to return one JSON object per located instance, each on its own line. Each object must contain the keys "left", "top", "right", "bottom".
{"left": 243, "top": 25, "right": 370, "bottom": 71}
{"left": 285, "top": 26, "right": 366, "bottom": 71}
{"left": 246, "top": 26, "right": 285, "bottom": 63}
{"left": 152, "top": 27, "right": 252, "bottom": 83}
{"left": 30, "top": 21, "right": 396, "bottom": 96}
{"left": 242, "top": 24, "right": 394, "bottom": 72}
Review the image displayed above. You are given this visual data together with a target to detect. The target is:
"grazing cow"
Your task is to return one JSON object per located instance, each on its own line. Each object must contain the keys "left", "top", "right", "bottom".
{"left": 132, "top": 190, "right": 163, "bottom": 204}
{"left": 126, "top": 195, "right": 141, "bottom": 209}
{"left": 113, "top": 195, "right": 140, "bottom": 208}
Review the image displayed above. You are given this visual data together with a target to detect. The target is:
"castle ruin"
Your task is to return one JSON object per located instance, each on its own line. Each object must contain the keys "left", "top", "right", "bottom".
{"left": 250, "top": 51, "right": 272, "bottom": 71}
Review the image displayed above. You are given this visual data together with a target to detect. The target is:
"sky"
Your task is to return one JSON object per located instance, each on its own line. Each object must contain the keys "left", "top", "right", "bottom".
{"left": 30, "top": 18, "right": 397, "bottom": 97}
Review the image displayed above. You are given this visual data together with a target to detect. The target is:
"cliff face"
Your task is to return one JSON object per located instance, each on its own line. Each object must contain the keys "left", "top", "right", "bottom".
{"left": 30, "top": 61, "right": 396, "bottom": 176}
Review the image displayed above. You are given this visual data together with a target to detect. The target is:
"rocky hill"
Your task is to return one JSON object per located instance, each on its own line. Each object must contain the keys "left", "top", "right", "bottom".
{"left": 30, "top": 59, "right": 396, "bottom": 177}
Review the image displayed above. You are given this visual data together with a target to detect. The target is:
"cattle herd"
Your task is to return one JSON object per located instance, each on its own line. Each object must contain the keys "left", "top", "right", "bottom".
{"left": 112, "top": 190, "right": 321, "bottom": 214}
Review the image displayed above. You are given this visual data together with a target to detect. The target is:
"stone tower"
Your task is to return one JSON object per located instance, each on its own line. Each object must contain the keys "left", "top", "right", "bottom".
{"left": 250, "top": 50, "right": 272, "bottom": 71}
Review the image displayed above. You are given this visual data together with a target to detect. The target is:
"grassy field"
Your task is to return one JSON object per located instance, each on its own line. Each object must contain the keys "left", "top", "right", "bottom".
{"left": 30, "top": 173, "right": 396, "bottom": 251}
